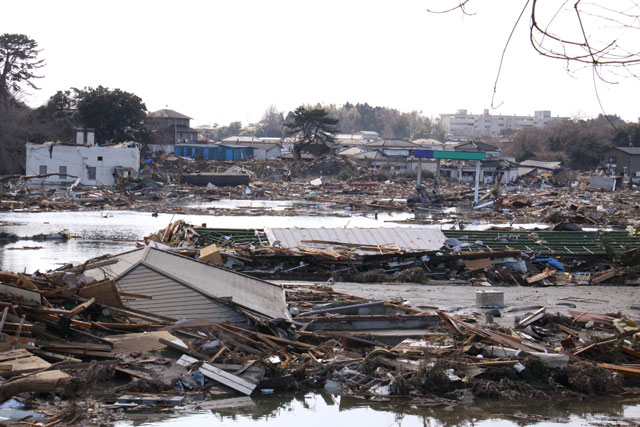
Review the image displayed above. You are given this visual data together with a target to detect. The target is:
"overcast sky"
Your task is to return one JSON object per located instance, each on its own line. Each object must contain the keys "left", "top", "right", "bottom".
{"left": 4, "top": 0, "right": 640, "bottom": 127}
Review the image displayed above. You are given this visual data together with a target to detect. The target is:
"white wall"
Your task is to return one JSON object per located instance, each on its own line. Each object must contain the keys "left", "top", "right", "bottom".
{"left": 251, "top": 146, "right": 282, "bottom": 160}
{"left": 147, "top": 143, "right": 174, "bottom": 154}
{"left": 25, "top": 143, "right": 140, "bottom": 186}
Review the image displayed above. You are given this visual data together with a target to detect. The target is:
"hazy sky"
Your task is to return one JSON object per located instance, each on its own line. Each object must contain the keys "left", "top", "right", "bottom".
{"left": 3, "top": 0, "right": 639, "bottom": 126}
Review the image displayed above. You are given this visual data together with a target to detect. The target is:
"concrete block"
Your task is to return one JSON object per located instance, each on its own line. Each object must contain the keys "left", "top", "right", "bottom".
{"left": 476, "top": 290, "right": 504, "bottom": 308}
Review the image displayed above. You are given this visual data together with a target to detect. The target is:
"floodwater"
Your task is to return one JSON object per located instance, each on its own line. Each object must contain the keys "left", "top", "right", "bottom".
{"left": 0, "top": 208, "right": 415, "bottom": 273}
{"left": 113, "top": 391, "right": 640, "bottom": 427}
{"left": 0, "top": 204, "right": 546, "bottom": 273}
{"left": 1, "top": 206, "right": 638, "bottom": 425}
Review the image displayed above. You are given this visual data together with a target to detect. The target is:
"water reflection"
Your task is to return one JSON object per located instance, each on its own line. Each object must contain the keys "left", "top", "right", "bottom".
{"left": 114, "top": 391, "right": 640, "bottom": 427}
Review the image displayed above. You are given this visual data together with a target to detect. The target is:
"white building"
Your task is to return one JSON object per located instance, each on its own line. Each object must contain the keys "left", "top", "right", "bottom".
{"left": 440, "top": 109, "right": 567, "bottom": 140}
{"left": 25, "top": 131, "right": 140, "bottom": 187}
{"left": 220, "top": 137, "right": 282, "bottom": 159}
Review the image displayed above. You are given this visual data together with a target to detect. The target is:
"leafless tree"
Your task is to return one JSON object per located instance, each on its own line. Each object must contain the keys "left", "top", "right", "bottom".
{"left": 429, "top": 1, "right": 640, "bottom": 112}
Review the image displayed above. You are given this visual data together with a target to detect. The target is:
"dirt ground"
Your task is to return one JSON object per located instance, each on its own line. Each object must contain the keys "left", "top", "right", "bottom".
{"left": 322, "top": 282, "right": 640, "bottom": 328}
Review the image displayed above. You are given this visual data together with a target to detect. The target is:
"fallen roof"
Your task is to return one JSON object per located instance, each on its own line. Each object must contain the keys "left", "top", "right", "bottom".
{"left": 519, "top": 160, "right": 562, "bottom": 170}
{"left": 84, "top": 246, "right": 290, "bottom": 320}
{"left": 115, "top": 262, "right": 248, "bottom": 324}
{"left": 264, "top": 227, "right": 446, "bottom": 254}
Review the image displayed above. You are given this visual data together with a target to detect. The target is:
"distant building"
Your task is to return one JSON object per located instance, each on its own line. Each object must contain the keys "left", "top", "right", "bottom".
{"left": 518, "top": 159, "right": 562, "bottom": 175}
{"left": 221, "top": 136, "right": 282, "bottom": 159}
{"left": 441, "top": 159, "right": 519, "bottom": 184}
{"left": 146, "top": 109, "right": 198, "bottom": 153}
{"left": 412, "top": 138, "right": 446, "bottom": 150}
{"left": 440, "top": 109, "right": 567, "bottom": 140}
{"left": 454, "top": 141, "right": 501, "bottom": 158}
{"left": 603, "top": 147, "right": 640, "bottom": 179}
{"left": 25, "top": 130, "right": 140, "bottom": 187}
{"left": 364, "top": 139, "right": 420, "bottom": 157}
{"left": 174, "top": 143, "right": 252, "bottom": 161}
{"left": 335, "top": 131, "right": 380, "bottom": 143}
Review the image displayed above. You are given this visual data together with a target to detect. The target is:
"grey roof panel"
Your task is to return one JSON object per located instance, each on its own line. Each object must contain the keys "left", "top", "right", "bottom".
{"left": 86, "top": 246, "right": 290, "bottom": 320}
{"left": 264, "top": 227, "right": 446, "bottom": 254}
{"left": 116, "top": 264, "right": 246, "bottom": 324}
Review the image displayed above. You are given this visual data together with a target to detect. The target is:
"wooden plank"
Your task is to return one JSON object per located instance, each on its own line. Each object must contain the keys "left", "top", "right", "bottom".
{"left": 106, "top": 331, "right": 178, "bottom": 354}
{"left": 569, "top": 310, "right": 614, "bottom": 324}
{"left": 516, "top": 307, "right": 546, "bottom": 329}
{"left": 176, "top": 354, "right": 198, "bottom": 367}
{"left": 114, "top": 366, "right": 154, "bottom": 381}
{"left": 526, "top": 267, "right": 556, "bottom": 284}
{"left": 598, "top": 363, "right": 640, "bottom": 380}
{"left": 211, "top": 324, "right": 270, "bottom": 350}
{"left": 28, "top": 349, "right": 82, "bottom": 364}
{"left": 0, "top": 349, "right": 36, "bottom": 363}
{"left": 622, "top": 346, "right": 640, "bottom": 360}
{"left": 69, "top": 297, "right": 95, "bottom": 316}
{"left": 573, "top": 338, "right": 618, "bottom": 356}
{"left": 158, "top": 338, "right": 208, "bottom": 360}
{"left": 78, "top": 280, "right": 124, "bottom": 308}
{"left": 437, "top": 310, "right": 555, "bottom": 354}
{"left": 222, "top": 323, "right": 316, "bottom": 350}
{"left": 199, "top": 363, "right": 256, "bottom": 395}
{"left": 40, "top": 342, "right": 113, "bottom": 352}
{"left": 590, "top": 269, "right": 617, "bottom": 284}
{"left": 39, "top": 348, "right": 118, "bottom": 358}
{"left": 464, "top": 258, "right": 492, "bottom": 270}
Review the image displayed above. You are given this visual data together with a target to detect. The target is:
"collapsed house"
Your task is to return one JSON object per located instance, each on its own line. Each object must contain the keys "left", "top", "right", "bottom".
{"left": 84, "top": 246, "right": 291, "bottom": 323}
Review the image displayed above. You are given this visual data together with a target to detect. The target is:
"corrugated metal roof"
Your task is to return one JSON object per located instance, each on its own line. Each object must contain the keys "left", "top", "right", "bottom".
{"left": 85, "top": 247, "right": 290, "bottom": 320}
{"left": 116, "top": 264, "right": 247, "bottom": 325}
{"left": 264, "top": 228, "right": 446, "bottom": 254}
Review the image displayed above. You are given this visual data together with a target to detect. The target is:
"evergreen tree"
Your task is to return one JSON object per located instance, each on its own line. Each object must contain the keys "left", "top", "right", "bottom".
{"left": 0, "top": 33, "right": 45, "bottom": 108}
{"left": 284, "top": 106, "right": 339, "bottom": 159}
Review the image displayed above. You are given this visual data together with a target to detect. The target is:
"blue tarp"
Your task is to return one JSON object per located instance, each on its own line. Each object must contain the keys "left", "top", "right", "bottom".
{"left": 535, "top": 258, "right": 565, "bottom": 271}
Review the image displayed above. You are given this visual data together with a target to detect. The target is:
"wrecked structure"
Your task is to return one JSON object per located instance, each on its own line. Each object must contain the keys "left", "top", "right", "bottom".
{"left": 25, "top": 130, "right": 140, "bottom": 187}
{"left": 2, "top": 148, "right": 640, "bottom": 424}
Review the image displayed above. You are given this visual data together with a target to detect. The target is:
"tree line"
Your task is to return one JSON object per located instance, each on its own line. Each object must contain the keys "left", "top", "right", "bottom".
{"left": 501, "top": 115, "right": 640, "bottom": 170}
{"left": 2, "top": 32, "right": 639, "bottom": 174}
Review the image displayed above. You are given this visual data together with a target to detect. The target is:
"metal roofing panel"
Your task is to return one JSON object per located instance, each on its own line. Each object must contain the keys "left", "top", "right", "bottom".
{"left": 117, "top": 264, "right": 246, "bottom": 324}
{"left": 83, "top": 248, "right": 148, "bottom": 281}
{"left": 136, "top": 247, "right": 290, "bottom": 320}
{"left": 264, "top": 228, "right": 446, "bottom": 254}
{"left": 87, "top": 246, "right": 290, "bottom": 320}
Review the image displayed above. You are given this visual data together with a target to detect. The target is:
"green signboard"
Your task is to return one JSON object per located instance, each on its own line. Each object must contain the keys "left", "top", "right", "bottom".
{"left": 432, "top": 151, "right": 486, "bottom": 160}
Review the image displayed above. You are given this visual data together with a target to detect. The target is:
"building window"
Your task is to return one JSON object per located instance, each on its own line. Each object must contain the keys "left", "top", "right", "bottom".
{"left": 608, "top": 156, "right": 616, "bottom": 163}
{"left": 88, "top": 167, "right": 97, "bottom": 180}
{"left": 59, "top": 166, "right": 67, "bottom": 179}
{"left": 39, "top": 165, "right": 47, "bottom": 175}
{"left": 98, "top": 156, "right": 103, "bottom": 161}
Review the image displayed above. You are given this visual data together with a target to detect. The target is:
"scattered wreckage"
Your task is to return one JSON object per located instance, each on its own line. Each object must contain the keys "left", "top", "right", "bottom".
{"left": 0, "top": 156, "right": 640, "bottom": 424}
{"left": 0, "top": 255, "right": 638, "bottom": 424}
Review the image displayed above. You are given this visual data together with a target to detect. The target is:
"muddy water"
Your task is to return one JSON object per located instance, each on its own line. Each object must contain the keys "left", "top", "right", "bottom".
{"left": 113, "top": 392, "right": 640, "bottom": 426}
